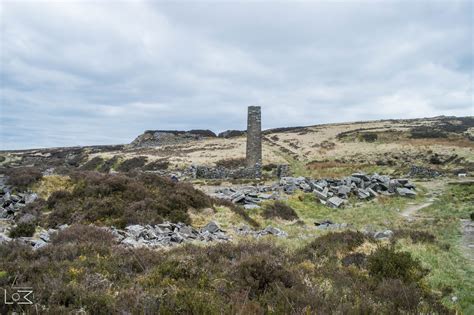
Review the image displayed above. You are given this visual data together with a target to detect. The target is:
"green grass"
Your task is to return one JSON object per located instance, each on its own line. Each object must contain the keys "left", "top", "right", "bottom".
{"left": 286, "top": 191, "right": 411, "bottom": 229}
{"left": 269, "top": 181, "right": 473, "bottom": 313}
{"left": 399, "top": 183, "right": 474, "bottom": 313}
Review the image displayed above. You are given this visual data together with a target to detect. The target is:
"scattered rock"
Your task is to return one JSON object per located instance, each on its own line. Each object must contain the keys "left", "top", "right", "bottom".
{"left": 212, "top": 172, "right": 417, "bottom": 209}
{"left": 314, "top": 220, "right": 349, "bottom": 229}
{"left": 409, "top": 165, "right": 441, "bottom": 178}
{"left": 327, "top": 196, "right": 345, "bottom": 208}
{"left": 373, "top": 230, "right": 394, "bottom": 240}
{"left": 235, "top": 224, "right": 288, "bottom": 238}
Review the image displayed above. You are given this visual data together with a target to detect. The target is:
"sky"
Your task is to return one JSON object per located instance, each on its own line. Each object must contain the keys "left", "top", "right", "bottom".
{"left": 0, "top": 0, "right": 473, "bottom": 150}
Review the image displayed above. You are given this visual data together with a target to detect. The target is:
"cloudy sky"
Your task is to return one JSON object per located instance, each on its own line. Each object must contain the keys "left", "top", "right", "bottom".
{"left": 1, "top": 0, "right": 473, "bottom": 149}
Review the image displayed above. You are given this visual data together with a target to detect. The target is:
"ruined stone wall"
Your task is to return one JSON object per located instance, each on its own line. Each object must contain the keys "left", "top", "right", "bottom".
{"left": 192, "top": 165, "right": 261, "bottom": 179}
{"left": 246, "top": 106, "right": 262, "bottom": 168}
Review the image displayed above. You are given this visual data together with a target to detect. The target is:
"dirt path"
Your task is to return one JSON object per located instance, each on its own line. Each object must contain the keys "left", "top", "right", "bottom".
{"left": 400, "top": 179, "right": 445, "bottom": 221}
{"left": 400, "top": 178, "right": 474, "bottom": 261}
{"left": 401, "top": 202, "right": 433, "bottom": 221}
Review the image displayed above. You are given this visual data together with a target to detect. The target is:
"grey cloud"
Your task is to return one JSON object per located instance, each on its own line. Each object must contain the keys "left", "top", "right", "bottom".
{"left": 0, "top": 0, "right": 472, "bottom": 149}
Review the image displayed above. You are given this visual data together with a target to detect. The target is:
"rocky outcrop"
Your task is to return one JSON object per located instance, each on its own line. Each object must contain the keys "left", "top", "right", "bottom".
{"left": 130, "top": 130, "right": 216, "bottom": 148}
{"left": 218, "top": 130, "right": 246, "bottom": 138}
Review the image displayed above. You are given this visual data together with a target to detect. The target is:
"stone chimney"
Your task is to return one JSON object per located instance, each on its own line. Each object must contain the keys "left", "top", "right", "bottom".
{"left": 246, "top": 106, "right": 262, "bottom": 169}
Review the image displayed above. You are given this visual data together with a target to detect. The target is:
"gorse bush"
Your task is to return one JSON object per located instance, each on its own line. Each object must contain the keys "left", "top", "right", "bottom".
{"left": 45, "top": 172, "right": 213, "bottom": 228}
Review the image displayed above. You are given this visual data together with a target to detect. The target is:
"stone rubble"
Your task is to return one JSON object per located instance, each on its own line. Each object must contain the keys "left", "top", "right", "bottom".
{"left": 314, "top": 220, "right": 349, "bottom": 230}
{"left": 0, "top": 179, "right": 38, "bottom": 220}
{"left": 408, "top": 165, "right": 441, "bottom": 178}
{"left": 0, "top": 224, "right": 68, "bottom": 249}
{"left": 212, "top": 173, "right": 417, "bottom": 209}
{"left": 105, "top": 221, "right": 230, "bottom": 248}
{"left": 235, "top": 224, "right": 288, "bottom": 238}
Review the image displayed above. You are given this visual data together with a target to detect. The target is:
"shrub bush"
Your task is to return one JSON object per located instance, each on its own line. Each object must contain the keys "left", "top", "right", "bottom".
{"left": 215, "top": 158, "right": 246, "bottom": 169}
{"left": 298, "top": 231, "right": 366, "bottom": 260}
{"left": 144, "top": 159, "right": 169, "bottom": 171}
{"left": 116, "top": 156, "right": 148, "bottom": 172}
{"left": 360, "top": 133, "right": 378, "bottom": 142}
{"left": 393, "top": 229, "right": 436, "bottom": 244}
{"left": 263, "top": 201, "right": 299, "bottom": 220}
{"left": 262, "top": 163, "right": 278, "bottom": 172}
{"left": 9, "top": 223, "right": 36, "bottom": 238}
{"left": 6, "top": 167, "right": 43, "bottom": 190}
{"left": 368, "top": 246, "right": 428, "bottom": 283}
{"left": 0, "top": 232, "right": 451, "bottom": 314}
{"left": 410, "top": 127, "right": 447, "bottom": 139}
{"left": 45, "top": 172, "right": 213, "bottom": 228}
{"left": 80, "top": 156, "right": 104, "bottom": 171}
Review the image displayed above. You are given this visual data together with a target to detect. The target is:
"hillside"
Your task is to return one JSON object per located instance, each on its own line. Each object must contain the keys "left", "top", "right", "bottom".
{"left": 0, "top": 116, "right": 473, "bottom": 314}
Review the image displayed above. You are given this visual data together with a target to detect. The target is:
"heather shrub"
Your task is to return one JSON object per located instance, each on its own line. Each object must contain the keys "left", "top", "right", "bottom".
{"left": 298, "top": 231, "right": 366, "bottom": 260}
{"left": 144, "top": 159, "right": 169, "bottom": 171}
{"left": 393, "top": 229, "right": 436, "bottom": 244}
{"left": 368, "top": 246, "right": 428, "bottom": 283}
{"left": 215, "top": 157, "right": 246, "bottom": 169}
{"left": 80, "top": 156, "right": 104, "bottom": 170}
{"left": 116, "top": 156, "right": 148, "bottom": 172}
{"left": 0, "top": 231, "right": 451, "bottom": 314}
{"left": 45, "top": 172, "right": 213, "bottom": 227}
{"left": 6, "top": 167, "right": 43, "bottom": 190}
{"left": 360, "top": 132, "right": 378, "bottom": 142}
{"left": 341, "top": 252, "right": 367, "bottom": 268}
{"left": 9, "top": 223, "right": 36, "bottom": 238}
{"left": 263, "top": 201, "right": 299, "bottom": 220}
{"left": 262, "top": 163, "right": 278, "bottom": 171}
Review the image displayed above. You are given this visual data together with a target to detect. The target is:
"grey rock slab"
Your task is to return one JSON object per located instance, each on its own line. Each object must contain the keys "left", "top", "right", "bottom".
{"left": 357, "top": 189, "right": 371, "bottom": 199}
{"left": 32, "top": 239, "right": 48, "bottom": 250}
{"left": 125, "top": 225, "right": 146, "bottom": 237}
{"left": 396, "top": 187, "right": 417, "bottom": 197}
{"left": 0, "top": 232, "right": 12, "bottom": 244}
{"left": 231, "top": 193, "right": 246, "bottom": 204}
{"left": 374, "top": 230, "right": 394, "bottom": 240}
{"left": 367, "top": 188, "right": 379, "bottom": 197}
{"left": 244, "top": 204, "right": 260, "bottom": 210}
{"left": 202, "top": 221, "right": 222, "bottom": 234}
{"left": 327, "top": 196, "right": 345, "bottom": 208}
{"left": 24, "top": 193, "right": 38, "bottom": 204}
{"left": 314, "top": 190, "right": 328, "bottom": 200}
{"left": 337, "top": 185, "right": 351, "bottom": 195}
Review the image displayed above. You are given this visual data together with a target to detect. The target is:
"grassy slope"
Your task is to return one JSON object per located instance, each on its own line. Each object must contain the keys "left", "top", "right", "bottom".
{"left": 401, "top": 183, "right": 474, "bottom": 313}
{"left": 254, "top": 181, "right": 473, "bottom": 313}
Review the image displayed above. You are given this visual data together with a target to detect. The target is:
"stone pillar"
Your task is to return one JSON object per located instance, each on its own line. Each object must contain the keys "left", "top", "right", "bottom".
{"left": 246, "top": 106, "right": 262, "bottom": 169}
